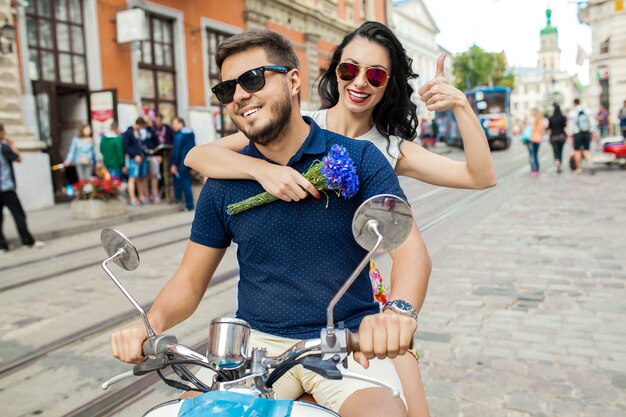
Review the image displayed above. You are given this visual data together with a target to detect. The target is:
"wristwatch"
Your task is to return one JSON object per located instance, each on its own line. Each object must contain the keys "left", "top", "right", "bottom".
{"left": 382, "top": 299, "right": 418, "bottom": 322}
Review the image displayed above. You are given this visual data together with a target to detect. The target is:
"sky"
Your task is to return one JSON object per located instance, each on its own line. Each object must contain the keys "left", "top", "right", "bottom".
{"left": 421, "top": 0, "right": 592, "bottom": 84}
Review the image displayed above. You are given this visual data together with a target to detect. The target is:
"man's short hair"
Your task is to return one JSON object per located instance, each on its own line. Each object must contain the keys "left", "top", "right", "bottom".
{"left": 216, "top": 30, "right": 299, "bottom": 72}
{"left": 135, "top": 117, "right": 147, "bottom": 126}
{"left": 172, "top": 117, "right": 185, "bottom": 127}
{"left": 573, "top": 98, "right": 581, "bottom": 106}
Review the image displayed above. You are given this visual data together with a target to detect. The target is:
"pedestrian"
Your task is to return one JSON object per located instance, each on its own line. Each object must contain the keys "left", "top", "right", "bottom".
{"left": 547, "top": 103, "right": 567, "bottom": 173}
{"left": 0, "top": 124, "right": 44, "bottom": 252}
{"left": 170, "top": 117, "right": 196, "bottom": 211}
{"left": 619, "top": 100, "right": 626, "bottom": 138}
{"left": 567, "top": 98, "right": 595, "bottom": 175}
{"left": 64, "top": 124, "right": 99, "bottom": 181}
{"left": 122, "top": 117, "right": 149, "bottom": 206}
{"left": 99, "top": 121, "right": 125, "bottom": 180}
{"left": 110, "top": 29, "right": 430, "bottom": 417}
{"left": 527, "top": 108, "right": 544, "bottom": 177}
{"left": 419, "top": 119, "right": 435, "bottom": 148}
{"left": 141, "top": 116, "right": 161, "bottom": 203}
{"left": 596, "top": 104, "right": 609, "bottom": 138}
{"left": 186, "top": 21, "right": 497, "bottom": 417}
{"left": 153, "top": 113, "right": 174, "bottom": 146}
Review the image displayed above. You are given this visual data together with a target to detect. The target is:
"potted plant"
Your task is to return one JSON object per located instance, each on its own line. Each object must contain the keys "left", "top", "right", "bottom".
{"left": 70, "top": 178, "right": 127, "bottom": 219}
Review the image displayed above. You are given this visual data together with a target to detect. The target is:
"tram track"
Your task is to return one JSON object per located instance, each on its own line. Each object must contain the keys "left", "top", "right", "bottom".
{"left": 0, "top": 268, "right": 238, "bottom": 379}
{"left": 0, "top": 225, "right": 191, "bottom": 293}
{"left": 56, "top": 151, "right": 537, "bottom": 417}
{"left": 0, "top": 221, "right": 192, "bottom": 273}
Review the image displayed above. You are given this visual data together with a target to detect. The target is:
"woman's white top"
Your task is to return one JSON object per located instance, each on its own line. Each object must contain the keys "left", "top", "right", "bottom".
{"left": 302, "top": 109, "right": 402, "bottom": 168}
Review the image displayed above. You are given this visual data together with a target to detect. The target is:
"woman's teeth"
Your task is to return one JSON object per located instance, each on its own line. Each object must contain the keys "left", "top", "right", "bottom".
{"left": 348, "top": 91, "right": 369, "bottom": 100}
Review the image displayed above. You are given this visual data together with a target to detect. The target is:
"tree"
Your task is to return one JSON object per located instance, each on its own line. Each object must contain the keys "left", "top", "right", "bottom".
{"left": 452, "top": 45, "right": 515, "bottom": 91}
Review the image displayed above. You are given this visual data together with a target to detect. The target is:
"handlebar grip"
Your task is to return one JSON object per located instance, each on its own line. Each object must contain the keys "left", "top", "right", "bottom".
{"left": 142, "top": 338, "right": 154, "bottom": 357}
{"left": 348, "top": 331, "right": 360, "bottom": 352}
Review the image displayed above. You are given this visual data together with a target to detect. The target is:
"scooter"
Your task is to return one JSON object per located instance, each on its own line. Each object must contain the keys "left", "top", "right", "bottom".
{"left": 99, "top": 194, "right": 414, "bottom": 417}
{"left": 569, "top": 135, "right": 626, "bottom": 170}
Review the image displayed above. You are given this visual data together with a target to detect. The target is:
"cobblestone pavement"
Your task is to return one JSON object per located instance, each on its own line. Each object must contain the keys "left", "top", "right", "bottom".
{"left": 417, "top": 168, "right": 626, "bottom": 417}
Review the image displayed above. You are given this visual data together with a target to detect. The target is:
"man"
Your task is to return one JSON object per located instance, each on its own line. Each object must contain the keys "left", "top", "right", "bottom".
{"left": 153, "top": 113, "right": 174, "bottom": 146}
{"left": 0, "top": 124, "right": 44, "bottom": 252}
{"left": 110, "top": 30, "right": 430, "bottom": 417}
{"left": 122, "top": 117, "right": 151, "bottom": 206}
{"left": 567, "top": 98, "right": 595, "bottom": 175}
{"left": 596, "top": 104, "right": 609, "bottom": 139}
{"left": 619, "top": 100, "right": 626, "bottom": 139}
{"left": 170, "top": 117, "right": 196, "bottom": 211}
{"left": 99, "top": 121, "right": 125, "bottom": 180}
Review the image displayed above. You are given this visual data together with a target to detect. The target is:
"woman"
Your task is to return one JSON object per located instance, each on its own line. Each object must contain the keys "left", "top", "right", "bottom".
{"left": 186, "top": 22, "right": 496, "bottom": 417}
{"left": 547, "top": 104, "right": 567, "bottom": 173}
{"left": 64, "top": 124, "right": 98, "bottom": 180}
{"left": 527, "top": 108, "right": 544, "bottom": 177}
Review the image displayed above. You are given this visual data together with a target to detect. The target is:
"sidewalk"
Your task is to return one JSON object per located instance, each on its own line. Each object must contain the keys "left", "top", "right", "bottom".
{"left": 3, "top": 196, "right": 187, "bottom": 248}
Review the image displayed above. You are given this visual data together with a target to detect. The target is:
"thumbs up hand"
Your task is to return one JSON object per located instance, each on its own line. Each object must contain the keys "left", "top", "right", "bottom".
{"left": 418, "top": 53, "right": 467, "bottom": 112}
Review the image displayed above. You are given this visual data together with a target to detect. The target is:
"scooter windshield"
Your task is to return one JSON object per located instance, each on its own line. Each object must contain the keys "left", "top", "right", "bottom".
{"left": 178, "top": 391, "right": 294, "bottom": 417}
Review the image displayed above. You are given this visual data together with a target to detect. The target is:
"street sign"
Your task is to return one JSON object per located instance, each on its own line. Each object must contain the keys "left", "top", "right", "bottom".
{"left": 116, "top": 9, "right": 148, "bottom": 44}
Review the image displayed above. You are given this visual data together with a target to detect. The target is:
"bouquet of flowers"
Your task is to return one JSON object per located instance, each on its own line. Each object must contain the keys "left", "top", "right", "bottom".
{"left": 73, "top": 178, "right": 122, "bottom": 201}
{"left": 227, "top": 144, "right": 359, "bottom": 215}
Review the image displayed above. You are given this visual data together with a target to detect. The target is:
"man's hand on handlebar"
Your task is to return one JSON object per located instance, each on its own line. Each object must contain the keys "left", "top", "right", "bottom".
{"left": 110, "top": 323, "right": 148, "bottom": 364}
{"left": 353, "top": 310, "right": 417, "bottom": 368}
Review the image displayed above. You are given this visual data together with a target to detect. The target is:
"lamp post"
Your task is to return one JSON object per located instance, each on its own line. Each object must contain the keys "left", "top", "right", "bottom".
{"left": 0, "top": 18, "right": 16, "bottom": 54}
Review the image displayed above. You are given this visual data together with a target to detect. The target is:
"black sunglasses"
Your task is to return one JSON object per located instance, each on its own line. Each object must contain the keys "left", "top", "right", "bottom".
{"left": 212, "top": 65, "right": 290, "bottom": 104}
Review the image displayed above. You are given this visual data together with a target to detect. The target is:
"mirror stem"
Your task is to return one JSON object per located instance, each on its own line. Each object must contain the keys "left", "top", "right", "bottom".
{"left": 102, "top": 249, "right": 156, "bottom": 338}
{"left": 326, "top": 220, "right": 383, "bottom": 336}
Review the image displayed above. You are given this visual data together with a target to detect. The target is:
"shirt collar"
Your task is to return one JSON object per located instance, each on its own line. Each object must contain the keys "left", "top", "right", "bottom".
{"left": 245, "top": 116, "right": 326, "bottom": 166}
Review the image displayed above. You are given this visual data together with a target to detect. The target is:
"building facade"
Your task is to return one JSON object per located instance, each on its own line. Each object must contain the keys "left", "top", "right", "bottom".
{"left": 1, "top": 0, "right": 389, "bottom": 210}
{"left": 578, "top": 0, "right": 626, "bottom": 135}
{"left": 510, "top": 9, "right": 582, "bottom": 123}
{"left": 391, "top": 0, "right": 442, "bottom": 122}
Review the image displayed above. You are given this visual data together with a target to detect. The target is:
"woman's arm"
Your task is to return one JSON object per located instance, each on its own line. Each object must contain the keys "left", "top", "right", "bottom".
{"left": 184, "top": 132, "right": 319, "bottom": 201}
{"left": 410, "top": 54, "right": 496, "bottom": 189}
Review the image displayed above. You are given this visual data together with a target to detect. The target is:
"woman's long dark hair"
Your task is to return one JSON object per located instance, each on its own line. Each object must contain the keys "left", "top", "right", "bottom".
{"left": 318, "top": 21, "right": 419, "bottom": 143}
{"left": 550, "top": 103, "right": 566, "bottom": 124}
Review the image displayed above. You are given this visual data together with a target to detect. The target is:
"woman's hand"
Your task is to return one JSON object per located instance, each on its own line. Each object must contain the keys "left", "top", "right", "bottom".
{"left": 253, "top": 162, "right": 320, "bottom": 202}
{"left": 418, "top": 53, "right": 466, "bottom": 112}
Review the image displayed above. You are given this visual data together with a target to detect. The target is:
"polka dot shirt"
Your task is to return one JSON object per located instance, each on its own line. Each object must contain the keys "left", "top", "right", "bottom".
{"left": 190, "top": 117, "right": 407, "bottom": 339}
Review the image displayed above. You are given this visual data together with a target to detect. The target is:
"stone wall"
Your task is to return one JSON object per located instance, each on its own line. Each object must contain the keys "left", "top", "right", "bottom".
{"left": 0, "top": 0, "right": 53, "bottom": 210}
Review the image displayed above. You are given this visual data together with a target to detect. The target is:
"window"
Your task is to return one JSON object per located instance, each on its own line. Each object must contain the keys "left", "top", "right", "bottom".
{"left": 25, "top": 0, "right": 87, "bottom": 85}
{"left": 138, "top": 14, "right": 177, "bottom": 122}
{"left": 207, "top": 28, "right": 237, "bottom": 138}
{"left": 600, "top": 38, "right": 609, "bottom": 54}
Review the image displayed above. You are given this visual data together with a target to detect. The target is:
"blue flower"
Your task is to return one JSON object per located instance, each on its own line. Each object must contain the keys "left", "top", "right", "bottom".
{"left": 320, "top": 144, "right": 359, "bottom": 199}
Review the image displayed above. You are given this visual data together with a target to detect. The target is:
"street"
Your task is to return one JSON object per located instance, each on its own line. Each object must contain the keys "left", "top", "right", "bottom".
{"left": 0, "top": 139, "right": 625, "bottom": 417}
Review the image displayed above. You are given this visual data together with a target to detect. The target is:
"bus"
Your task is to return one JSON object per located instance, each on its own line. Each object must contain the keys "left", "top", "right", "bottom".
{"left": 436, "top": 86, "right": 512, "bottom": 150}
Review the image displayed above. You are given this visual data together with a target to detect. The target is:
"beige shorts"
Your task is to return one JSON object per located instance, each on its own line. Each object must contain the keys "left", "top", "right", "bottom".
{"left": 196, "top": 329, "right": 406, "bottom": 413}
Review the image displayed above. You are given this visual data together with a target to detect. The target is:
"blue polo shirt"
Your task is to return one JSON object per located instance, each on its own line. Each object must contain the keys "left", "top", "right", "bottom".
{"left": 190, "top": 117, "right": 407, "bottom": 339}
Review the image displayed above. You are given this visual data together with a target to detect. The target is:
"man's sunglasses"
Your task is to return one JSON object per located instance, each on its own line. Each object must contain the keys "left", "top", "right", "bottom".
{"left": 211, "top": 65, "right": 290, "bottom": 104}
{"left": 336, "top": 62, "right": 390, "bottom": 88}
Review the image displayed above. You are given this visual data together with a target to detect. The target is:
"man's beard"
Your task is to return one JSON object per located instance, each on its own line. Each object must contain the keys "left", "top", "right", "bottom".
{"left": 234, "top": 91, "right": 292, "bottom": 146}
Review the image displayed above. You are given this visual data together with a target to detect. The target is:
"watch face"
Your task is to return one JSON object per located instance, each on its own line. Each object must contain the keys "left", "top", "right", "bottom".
{"left": 394, "top": 300, "right": 412, "bottom": 312}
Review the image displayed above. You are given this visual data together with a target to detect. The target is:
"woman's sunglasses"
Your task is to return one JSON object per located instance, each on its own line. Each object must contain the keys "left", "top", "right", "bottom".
{"left": 336, "top": 62, "right": 390, "bottom": 88}
{"left": 212, "top": 65, "right": 290, "bottom": 104}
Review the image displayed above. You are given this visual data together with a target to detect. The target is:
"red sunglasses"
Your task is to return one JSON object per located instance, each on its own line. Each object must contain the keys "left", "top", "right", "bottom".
{"left": 336, "top": 62, "right": 390, "bottom": 88}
